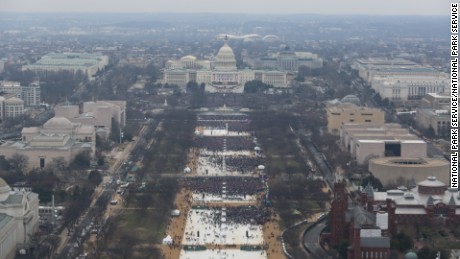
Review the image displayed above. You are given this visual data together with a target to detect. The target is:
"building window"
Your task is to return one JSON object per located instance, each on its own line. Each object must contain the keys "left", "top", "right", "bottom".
{"left": 40, "top": 158, "right": 45, "bottom": 168}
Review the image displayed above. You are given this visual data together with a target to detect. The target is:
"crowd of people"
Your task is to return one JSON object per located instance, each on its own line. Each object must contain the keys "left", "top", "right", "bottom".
{"left": 196, "top": 121, "right": 250, "bottom": 132}
{"left": 164, "top": 112, "right": 284, "bottom": 258}
{"left": 197, "top": 114, "right": 249, "bottom": 121}
{"left": 226, "top": 206, "right": 274, "bottom": 225}
{"left": 194, "top": 136, "right": 254, "bottom": 151}
{"left": 220, "top": 156, "right": 264, "bottom": 172}
{"left": 183, "top": 206, "right": 273, "bottom": 227}
{"left": 197, "top": 153, "right": 263, "bottom": 173}
{"left": 181, "top": 177, "right": 265, "bottom": 196}
{"left": 183, "top": 208, "right": 265, "bottom": 245}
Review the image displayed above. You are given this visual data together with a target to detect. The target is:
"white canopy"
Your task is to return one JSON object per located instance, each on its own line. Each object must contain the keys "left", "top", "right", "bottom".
{"left": 184, "top": 167, "right": 192, "bottom": 174}
{"left": 171, "top": 209, "right": 181, "bottom": 216}
{"left": 254, "top": 147, "right": 261, "bottom": 151}
{"left": 257, "top": 165, "right": 265, "bottom": 170}
{"left": 162, "top": 235, "right": 173, "bottom": 245}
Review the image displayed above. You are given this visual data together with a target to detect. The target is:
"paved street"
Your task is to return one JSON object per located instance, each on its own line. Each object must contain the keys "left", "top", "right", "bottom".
{"left": 427, "top": 142, "right": 446, "bottom": 158}
{"left": 304, "top": 139, "right": 334, "bottom": 188}
{"left": 303, "top": 219, "right": 332, "bottom": 259}
{"left": 55, "top": 122, "right": 153, "bottom": 259}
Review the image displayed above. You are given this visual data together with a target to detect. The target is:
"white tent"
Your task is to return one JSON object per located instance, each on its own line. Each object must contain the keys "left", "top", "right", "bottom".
{"left": 171, "top": 209, "right": 181, "bottom": 216}
{"left": 254, "top": 147, "right": 261, "bottom": 151}
{"left": 257, "top": 165, "right": 265, "bottom": 170}
{"left": 162, "top": 235, "right": 173, "bottom": 245}
{"left": 184, "top": 167, "right": 192, "bottom": 174}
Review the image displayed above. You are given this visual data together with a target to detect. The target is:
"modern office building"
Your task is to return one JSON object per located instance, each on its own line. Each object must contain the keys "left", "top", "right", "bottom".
{"left": 54, "top": 100, "right": 126, "bottom": 138}
{"left": 368, "top": 157, "right": 450, "bottom": 186}
{"left": 0, "top": 81, "right": 41, "bottom": 107}
{"left": 415, "top": 109, "right": 450, "bottom": 137}
{"left": 326, "top": 102, "right": 385, "bottom": 134}
{"left": 163, "top": 39, "right": 289, "bottom": 92}
{"left": 415, "top": 93, "right": 451, "bottom": 137}
{"left": 0, "top": 94, "right": 25, "bottom": 120}
{"left": 22, "top": 52, "right": 108, "bottom": 80}
{"left": 0, "top": 178, "right": 39, "bottom": 259}
{"left": 418, "top": 92, "right": 450, "bottom": 109}
{"left": 340, "top": 123, "right": 426, "bottom": 164}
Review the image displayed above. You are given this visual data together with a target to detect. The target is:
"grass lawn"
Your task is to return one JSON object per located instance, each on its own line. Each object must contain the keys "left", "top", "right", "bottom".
{"left": 116, "top": 209, "right": 169, "bottom": 243}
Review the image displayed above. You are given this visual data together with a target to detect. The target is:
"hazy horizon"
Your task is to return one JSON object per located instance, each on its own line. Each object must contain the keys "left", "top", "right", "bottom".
{"left": 0, "top": 0, "right": 451, "bottom": 16}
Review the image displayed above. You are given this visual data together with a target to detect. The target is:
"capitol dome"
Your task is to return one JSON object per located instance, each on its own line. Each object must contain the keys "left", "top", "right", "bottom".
{"left": 404, "top": 251, "right": 418, "bottom": 259}
{"left": 215, "top": 42, "right": 237, "bottom": 71}
{"left": 43, "top": 117, "right": 73, "bottom": 130}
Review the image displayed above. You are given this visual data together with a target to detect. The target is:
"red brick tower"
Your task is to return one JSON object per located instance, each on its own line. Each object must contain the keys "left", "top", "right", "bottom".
{"left": 352, "top": 227, "right": 361, "bottom": 259}
{"left": 448, "top": 194, "right": 457, "bottom": 225}
{"left": 386, "top": 198, "right": 396, "bottom": 237}
{"left": 426, "top": 196, "right": 435, "bottom": 223}
{"left": 330, "top": 181, "right": 348, "bottom": 246}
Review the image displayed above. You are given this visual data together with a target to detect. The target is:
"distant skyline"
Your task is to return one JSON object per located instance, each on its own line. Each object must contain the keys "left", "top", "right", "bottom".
{"left": 0, "top": 0, "right": 451, "bottom": 15}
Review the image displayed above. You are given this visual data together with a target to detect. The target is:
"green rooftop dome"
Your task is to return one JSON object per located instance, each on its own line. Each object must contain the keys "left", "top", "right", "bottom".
{"left": 404, "top": 251, "right": 418, "bottom": 259}
{"left": 341, "top": 95, "right": 361, "bottom": 106}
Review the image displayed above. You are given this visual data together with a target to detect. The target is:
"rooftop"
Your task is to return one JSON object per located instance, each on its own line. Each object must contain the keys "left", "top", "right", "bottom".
{"left": 370, "top": 157, "right": 448, "bottom": 168}
{"left": 0, "top": 213, "right": 13, "bottom": 230}
{"left": 360, "top": 237, "right": 390, "bottom": 248}
{"left": 373, "top": 177, "right": 456, "bottom": 209}
{"left": 418, "top": 176, "right": 446, "bottom": 188}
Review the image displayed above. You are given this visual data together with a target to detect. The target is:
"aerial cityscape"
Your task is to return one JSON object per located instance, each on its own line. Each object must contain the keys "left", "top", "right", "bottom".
{"left": 0, "top": 1, "right": 456, "bottom": 259}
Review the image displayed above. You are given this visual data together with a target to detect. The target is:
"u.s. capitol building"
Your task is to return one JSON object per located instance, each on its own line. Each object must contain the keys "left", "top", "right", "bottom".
{"left": 163, "top": 39, "right": 289, "bottom": 93}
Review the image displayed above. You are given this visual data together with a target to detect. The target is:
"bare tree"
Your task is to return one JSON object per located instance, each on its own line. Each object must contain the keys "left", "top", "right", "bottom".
{"left": 9, "top": 153, "right": 29, "bottom": 173}
{"left": 50, "top": 156, "right": 67, "bottom": 171}
{"left": 33, "top": 235, "right": 60, "bottom": 259}
{"left": 136, "top": 194, "right": 153, "bottom": 213}
{"left": 117, "top": 231, "right": 139, "bottom": 259}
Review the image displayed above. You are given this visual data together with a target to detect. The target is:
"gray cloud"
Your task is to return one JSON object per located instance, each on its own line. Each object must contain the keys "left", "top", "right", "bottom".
{"left": 0, "top": 0, "right": 450, "bottom": 15}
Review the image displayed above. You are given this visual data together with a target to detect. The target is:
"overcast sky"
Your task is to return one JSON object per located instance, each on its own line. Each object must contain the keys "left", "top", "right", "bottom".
{"left": 0, "top": 0, "right": 451, "bottom": 15}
